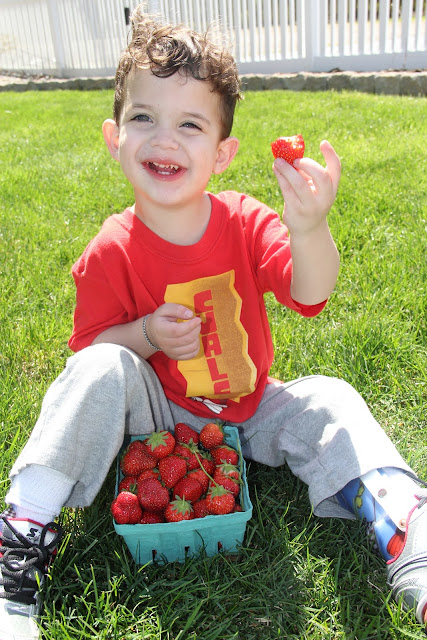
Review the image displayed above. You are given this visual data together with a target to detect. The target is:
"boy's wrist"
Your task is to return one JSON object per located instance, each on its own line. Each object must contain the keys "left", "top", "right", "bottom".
{"left": 142, "top": 314, "right": 161, "bottom": 352}
{"left": 288, "top": 218, "right": 330, "bottom": 243}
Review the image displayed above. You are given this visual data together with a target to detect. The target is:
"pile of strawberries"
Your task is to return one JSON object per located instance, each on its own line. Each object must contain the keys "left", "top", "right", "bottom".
{"left": 111, "top": 422, "right": 244, "bottom": 525}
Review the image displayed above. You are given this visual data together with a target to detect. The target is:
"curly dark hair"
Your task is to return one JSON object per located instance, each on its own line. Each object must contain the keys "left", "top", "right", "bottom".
{"left": 113, "top": 5, "right": 242, "bottom": 139}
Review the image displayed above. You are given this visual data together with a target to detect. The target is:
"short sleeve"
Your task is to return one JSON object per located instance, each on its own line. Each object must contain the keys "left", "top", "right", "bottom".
{"left": 67, "top": 217, "right": 147, "bottom": 352}
{"left": 232, "top": 193, "right": 328, "bottom": 318}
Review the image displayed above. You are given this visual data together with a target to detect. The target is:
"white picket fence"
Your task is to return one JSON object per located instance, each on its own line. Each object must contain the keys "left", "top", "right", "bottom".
{"left": 0, "top": 0, "right": 426, "bottom": 77}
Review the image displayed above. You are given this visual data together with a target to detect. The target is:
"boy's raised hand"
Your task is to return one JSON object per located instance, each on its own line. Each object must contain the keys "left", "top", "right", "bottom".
{"left": 272, "top": 140, "right": 341, "bottom": 236}
{"left": 147, "top": 304, "right": 201, "bottom": 360}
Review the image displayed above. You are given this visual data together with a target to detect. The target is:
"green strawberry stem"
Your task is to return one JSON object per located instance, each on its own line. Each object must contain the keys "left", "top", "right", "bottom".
{"left": 194, "top": 440, "right": 245, "bottom": 510}
{"left": 194, "top": 450, "right": 219, "bottom": 488}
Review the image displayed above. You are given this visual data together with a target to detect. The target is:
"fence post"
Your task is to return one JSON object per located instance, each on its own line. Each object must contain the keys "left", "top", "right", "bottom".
{"left": 46, "top": 0, "right": 65, "bottom": 76}
{"left": 358, "top": 0, "right": 368, "bottom": 54}
{"left": 145, "top": 0, "right": 162, "bottom": 16}
{"left": 305, "top": 0, "right": 319, "bottom": 68}
{"left": 400, "top": 0, "right": 412, "bottom": 58}
{"left": 378, "top": 0, "right": 389, "bottom": 53}
{"left": 233, "top": 0, "right": 242, "bottom": 63}
{"left": 338, "top": 0, "right": 347, "bottom": 56}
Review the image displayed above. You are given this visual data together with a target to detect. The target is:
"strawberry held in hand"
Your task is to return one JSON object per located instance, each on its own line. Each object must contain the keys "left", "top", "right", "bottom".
{"left": 271, "top": 134, "right": 305, "bottom": 165}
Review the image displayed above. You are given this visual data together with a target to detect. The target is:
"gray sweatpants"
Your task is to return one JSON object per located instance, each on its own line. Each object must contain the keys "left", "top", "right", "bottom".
{"left": 9, "top": 344, "right": 412, "bottom": 518}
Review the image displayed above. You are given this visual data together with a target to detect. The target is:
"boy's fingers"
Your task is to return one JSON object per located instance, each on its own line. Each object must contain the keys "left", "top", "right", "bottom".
{"left": 291, "top": 142, "right": 341, "bottom": 203}
{"left": 157, "top": 303, "right": 196, "bottom": 321}
{"left": 272, "top": 162, "right": 303, "bottom": 204}
{"left": 319, "top": 140, "right": 341, "bottom": 195}
{"left": 174, "top": 345, "right": 201, "bottom": 361}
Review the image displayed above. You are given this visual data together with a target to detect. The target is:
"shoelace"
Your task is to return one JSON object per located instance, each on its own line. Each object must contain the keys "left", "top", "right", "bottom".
{"left": 0, "top": 518, "right": 63, "bottom": 605}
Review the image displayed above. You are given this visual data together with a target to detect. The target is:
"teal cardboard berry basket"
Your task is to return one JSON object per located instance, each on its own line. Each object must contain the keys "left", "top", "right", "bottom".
{"left": 114, "top": 426, "right": 253, "bottom": 564}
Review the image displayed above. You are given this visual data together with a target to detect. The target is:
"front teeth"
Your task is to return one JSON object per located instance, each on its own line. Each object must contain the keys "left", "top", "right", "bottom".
{"left": 152, "top": 162, "right": 179, "bottom": 173}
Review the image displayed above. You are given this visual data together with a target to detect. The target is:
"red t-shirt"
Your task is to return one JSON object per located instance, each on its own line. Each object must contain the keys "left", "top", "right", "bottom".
{"left": 69, "top": 191, "right": 326, "bottom": 421}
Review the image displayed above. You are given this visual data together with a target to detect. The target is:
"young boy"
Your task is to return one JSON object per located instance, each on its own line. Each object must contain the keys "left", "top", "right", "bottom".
{"left": 1, "top": 6, "right": 426, "bottom": 639}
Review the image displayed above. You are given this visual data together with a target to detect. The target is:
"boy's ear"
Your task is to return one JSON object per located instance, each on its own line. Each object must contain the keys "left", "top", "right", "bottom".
{"left": 213, "top": 136, "right": 239, "bottom": 175}
{"left": 102, "top": 119, "right": 120, "bottom": 161}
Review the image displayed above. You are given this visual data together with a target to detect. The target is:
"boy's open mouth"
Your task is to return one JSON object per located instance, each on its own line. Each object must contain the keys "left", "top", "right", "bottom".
{"left": 145, "top": 161, "right": 182, "bottom": 176}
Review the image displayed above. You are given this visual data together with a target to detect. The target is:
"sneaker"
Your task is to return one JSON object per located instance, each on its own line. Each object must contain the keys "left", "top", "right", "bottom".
{"left": 386, "top": 492, "right": 427, "bottom": 625}
{"left": 0, "top": 516, "right": 63, "bottom": 640}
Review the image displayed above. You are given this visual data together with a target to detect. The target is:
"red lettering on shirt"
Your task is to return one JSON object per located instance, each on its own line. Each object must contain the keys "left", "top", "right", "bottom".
{"left": 202, "top": 333, "right": 222, "bottom": 358}
{"left": 196, "top": 289, "right": 230, "bottom": 393}
{"left": 214, "top": 379, "right": 231, "bottom": 395}
{"left": 194, "top": 290, "right": 213, "bottom": 313}
{"left": 207, "top": 357, "right": 228, "bottom": 381}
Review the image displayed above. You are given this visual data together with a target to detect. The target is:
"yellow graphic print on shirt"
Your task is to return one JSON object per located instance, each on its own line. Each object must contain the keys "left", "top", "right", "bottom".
{"left": 164, "top": 271, "right": 257, "bottom": 400}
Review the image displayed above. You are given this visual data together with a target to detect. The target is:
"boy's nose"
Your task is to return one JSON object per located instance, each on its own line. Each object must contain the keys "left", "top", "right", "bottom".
{"left": 150, "top": 127, "right": 179, "bottom": 150}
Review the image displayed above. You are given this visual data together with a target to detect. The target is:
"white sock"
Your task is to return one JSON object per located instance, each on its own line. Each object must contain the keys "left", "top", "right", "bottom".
{"left": 6, "top": 465, "right": 75, "bottom": 526}
{"left": 360, "top": 467, "right": 423, "bottom": 530}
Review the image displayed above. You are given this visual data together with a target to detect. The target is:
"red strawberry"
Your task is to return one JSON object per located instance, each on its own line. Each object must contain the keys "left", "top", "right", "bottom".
{"left": 137, "top": 477, "right": 170, "bottom": 513}
{"left": 127, "top": 439, "right": 148, "bottom": 454}
{"left": 174, "top": 422, "right": 200, "bottom": 445}
{"left": 118, "top": 476, "right": 138, "bottom": 492}
{"left": 111, "top": 491, "right": 142, "bottom": 524}
{"left": 200, "top": 421, "right": 224, "bottom": 450}
{"left": 173, "top": 443, "right": 201, "bottom": 471}
{"left": 271, "top": 134, "right": 305, "bottom": 165}
{"left": 213, "top": 474, "right": 240, "bottom": 498}
{"left": 144, "top": 430, "right": 176, "bottom": 459}
{"left": 187, "top": 468, "right": 209, "bottom": 494}
{"left": 233, "top": 504, "right": 243, "bottom": 512}
{"left": 158, "top": 455, "right": 187, "bottom": 489}
{"left": 137, "top": 468, "right": 160, "bottom": 483}
{"left": 164, "top": 497, "right": 194, "bottom": 522}
{"left": 205, "top": 485, "right": 235, "bottom": 515}
{"left": 120, "top": 443, "right": 157, "bottom": 476}
{"left": 199, "top": 455, "right": 216, "bottom": 476}
{"left": 214, "top": 463, "right": 240, "bottom": 481}
{"left": 193, "top": 498, "right": 210, "bottom": 519}
{"left": 139, "top": 510, "right": 165, "bottom": 524}
{"left": 173, "top": 443, "right": 189, "bottom": 458}
{"left": 211, "top": 445, "right": 239, "bottom": 466}
{"left": 173, "top": 476, "right": 204, "bottom": 503}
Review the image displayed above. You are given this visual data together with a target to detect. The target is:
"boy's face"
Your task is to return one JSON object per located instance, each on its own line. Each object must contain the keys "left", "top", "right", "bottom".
{"left": 104, "top": 68, "right": 238, "bottom": 216}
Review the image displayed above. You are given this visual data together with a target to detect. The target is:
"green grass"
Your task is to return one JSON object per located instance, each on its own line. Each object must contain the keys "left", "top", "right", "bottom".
{"left": 0, "top": 87, "right": 426, "bottom": 639}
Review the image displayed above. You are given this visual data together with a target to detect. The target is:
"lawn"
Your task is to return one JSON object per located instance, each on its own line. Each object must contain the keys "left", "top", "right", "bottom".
{"left": 0, "top": 86, "right": 426, "bottom": 639}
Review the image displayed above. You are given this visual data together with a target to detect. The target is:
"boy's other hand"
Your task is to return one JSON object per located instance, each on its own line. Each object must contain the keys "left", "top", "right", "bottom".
{"left": 272, "top": 139, "right": 341, "bottom": 237}
{"left": 147, "top": 304, "right": 201, "bottom": 360}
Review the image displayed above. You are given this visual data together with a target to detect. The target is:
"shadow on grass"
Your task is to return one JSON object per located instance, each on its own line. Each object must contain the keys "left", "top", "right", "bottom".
{"left": 41, "top": 463, "right": 423, "bottom": 640}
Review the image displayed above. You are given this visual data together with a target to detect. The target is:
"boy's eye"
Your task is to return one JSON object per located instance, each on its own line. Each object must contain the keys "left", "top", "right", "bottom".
{"left": 182, "top": 122, "right": 202, "bottom": 131}
{"left": 132, "top": 114, "right": 151, "bottom": 122}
